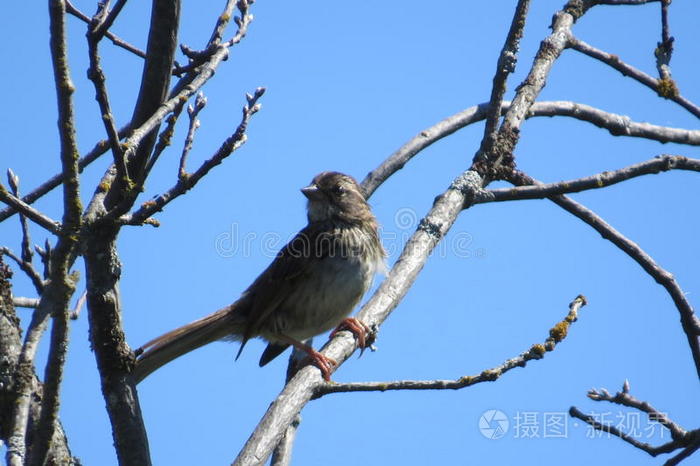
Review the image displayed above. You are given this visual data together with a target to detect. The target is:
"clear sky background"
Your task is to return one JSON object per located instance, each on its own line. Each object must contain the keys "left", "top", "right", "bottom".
{"left": 1, "top": 1, "right": 699, "bottom": 465}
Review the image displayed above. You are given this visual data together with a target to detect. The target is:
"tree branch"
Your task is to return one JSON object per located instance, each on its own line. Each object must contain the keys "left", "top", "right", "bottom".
{"left": 79, "top": 2, "right": 186, "bottom": 464}
{"left": 318, "top": 296, "right": 586, "bottom": 396}
{"left": 178, "top": 92, "right": 207, "bottom": 180}
{"left": 87, "top": 12, "right": 128, "bottom": 184}
{"left": 28, "top": 0, "right": 84, "bottom": 462}
{"left": 92, "top": 0, "right": 128, "bottom": 40}
{"left": 121, "top": 87, "right": 264, "bottom": 226}
{"left": 0, "top": 258, "right": 78, "bottom": 465}
{"left": 569, "top": 381, "right": 698, "bottom": 463}
{"left": 6, "top": 1, "right": 83, "bottom": 463}
{"left": 65, "top": 0, "right": 145, "bottom": 58}
{"left": 361, "top": 100, "right": 700, "bottom": 198}
{"left": 478, "top": 154, "right": 700, "bottom": 202}
{"left": 567, "top": 35, "right": 700, "bottom": 119}
{"left": 479, "top": 0, "right": 531, "bottom": 152}
{"left": 0, "top": 248, "right": 44, "bottom": 294}
{"left": 654, "top": 0, "right": 673, "bottom": 81}
{"left": 0, "top": 127, "right": 129, "bottom": 224}
{"left": 507, "top": 170, "right": 700, "bottom": 379}
{"left": 0, "top": 185, "right": 61, "bottom": 235}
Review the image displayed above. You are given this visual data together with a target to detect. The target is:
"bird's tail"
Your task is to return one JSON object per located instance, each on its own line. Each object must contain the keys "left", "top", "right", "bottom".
{"left": 133, "top": 305, "right": 244, "bottom": 384}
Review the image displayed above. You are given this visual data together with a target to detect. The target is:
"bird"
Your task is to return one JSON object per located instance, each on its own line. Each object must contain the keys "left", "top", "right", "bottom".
{"left": 132, "top": 171, "right": 386, "bottom": 383}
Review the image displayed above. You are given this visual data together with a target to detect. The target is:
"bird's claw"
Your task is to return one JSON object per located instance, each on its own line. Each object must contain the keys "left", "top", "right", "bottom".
{"left": 304, "top": 350, "right": 337, "bottom": 381}
{"left": 331, "top": 317, "right": 374, "bottom": 356}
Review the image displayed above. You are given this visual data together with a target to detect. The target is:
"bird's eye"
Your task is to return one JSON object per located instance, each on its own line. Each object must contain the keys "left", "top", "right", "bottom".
{"left": 333, "top": 184, "right": 345, "bottom": 195}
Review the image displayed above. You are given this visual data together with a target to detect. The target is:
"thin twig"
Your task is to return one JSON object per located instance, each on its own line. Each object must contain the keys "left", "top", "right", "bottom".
{"left": 6, "top": 170, "right": 33, "bottom": 265}
{"left": 569, "top": 406, "right": 681, "bottom": 456}
{"left": 87, "top": 16, "right": 128, "bottom": 185}
{"left": 655, "top": 0, "right": 674, "bottom": 81}
{"left": 0, "top": 127, "right": 129, "bottom": 224}
{"left": 666, "top": 436, "right": 700, "bottom": 466}
{"left": 0, "top": 185, "right": 61, "bottom": 235}
{"left": 586, "top": 384, "right": 687, "bottom": 441}
{"left": 0, "top": 248, "right": 44, "bottom": 294}
{"left": 569, "top": 381, "right": 698, "bottom": 461}
{"left": 101, "top": 0, "right": 254, "bottom": 221}
{"left": 567, "top": 35, "right": 700, "bottom": 118}
{"left": 507, "top": 170, "right": 700, "bottom": 379}
{"left": 173, "top": 0, "right": 243, "bottom": 76}
{"left": 121, "top": 87, "right": 264, "bottom": 226}
{"left": 92, "top": 0, "right": 128, "bottom": 39}
{"left": 477, "top": 154, "right": 700, "bottom": 203}
{"left": 318, "top": 296, "right": 587, "bottom": 396}
{"left": 65, "top": 0, "right": 145, "bottom": 58}
{"left": 69, "top": 290, "right": 88, "bottom": 320}
{"left": 144, "top": 101, "right": 187, "bottom": 179}
{"left": 179, "top": 92, "right": 207, "bottom": 179}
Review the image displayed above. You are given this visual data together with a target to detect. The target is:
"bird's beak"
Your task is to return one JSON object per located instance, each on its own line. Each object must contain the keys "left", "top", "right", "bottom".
{"left": 301, "top": 184, "right": 321, "bottom": 200}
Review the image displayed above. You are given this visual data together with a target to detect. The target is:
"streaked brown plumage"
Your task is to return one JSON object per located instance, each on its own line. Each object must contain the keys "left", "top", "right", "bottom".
{"left": 133, "top": 172, "right": 385, "bottom": 383}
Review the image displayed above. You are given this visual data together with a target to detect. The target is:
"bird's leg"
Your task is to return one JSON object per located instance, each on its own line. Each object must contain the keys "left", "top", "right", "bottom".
{"left": 330, "top": 317, "right": 373, "bottom": 356}
{"left": 277, "top": 334, "right": 337, "bottom": 381}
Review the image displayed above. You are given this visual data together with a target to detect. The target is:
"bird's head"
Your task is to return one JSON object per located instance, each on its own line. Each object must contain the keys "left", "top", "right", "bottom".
{"left": 302, "top": 172, "right": 373, "bottom": 224}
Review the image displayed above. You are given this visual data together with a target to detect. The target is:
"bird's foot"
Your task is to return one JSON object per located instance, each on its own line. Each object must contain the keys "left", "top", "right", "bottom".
{"left": 303, "top": 349, "right": 337, "bottom": 381}
{"left": 278, "top": 334, "right": 338, "bottom": 381}
{"left": 331, "top": 317, "right": 374, "bottom": 356}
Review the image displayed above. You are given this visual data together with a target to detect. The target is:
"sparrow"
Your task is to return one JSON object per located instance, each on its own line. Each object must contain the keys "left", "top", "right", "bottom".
{"left": 133, "top": 171, "right": 386, "bottom": 383}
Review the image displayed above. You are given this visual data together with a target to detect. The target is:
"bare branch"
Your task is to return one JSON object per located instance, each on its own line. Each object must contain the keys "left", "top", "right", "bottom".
{"left": 569, "top": 406, "right": 682, "bottom": 456}
{"left": 0, "top": 248, "right": 44, "bottom": 294}
{"left": 6, "top": 170, "right": 33, "bottom": 265}
{"left": 144, "top": 101, "right": 187, "bottom": 179}
{"left": 65, "top": 0, "right": 145, "bottom": 58}
{"left": 480, "top": 0, "right": 531, "bottom": 151}
{"left": 478, "top": 154, "right": 700, "bottom": 202}
{"left": 87, "top": 18, "right": 129, "bottom": 184}
{"left": 666, "top": 436, "right": 700, "bottom": 466}
{"left": 318, "top": 296, "right": 587, "bottom": 396}
{"left": 122, "top": 87, "right": 264, "bottom": 226}
{"left": 11, "top": 297, "right": 40, "bottom": 308}
{"left": 27, "top": 0, "right": 84, "bottom": 462}
{"left": 179, "top": 92, "right": 207, "bottom": 179}
{"left": 173, "top": 0, "right": 248, "bottom": 76}
{"left": 270, "top": 415, "right": 301, "bottom": 466}
{"left": 654, "top": 0, "right": 674, "bottom": 81}
{"left": 569, "top": 381, "right": 698, "bottom": 462}
{"left": 69, "top": 290, "right": 87, "bottom": 320}
{"left": 0, "top": 185, "right": 61, "bottom": 235}
{"left": 567, "top": 35, "right": 700, "bottom": 119}
{"left": 507, "top": 171, "right": 700, "bottom": 379}
{"left": 586, "top": 384, "right": 687, "bottom": 441}
{"left": 362, "top": 100, "right": 699, "bottom": 198}
{"left": 0, "top": 259, "right": 78, "bottom": 464}
{"left": 0, "top": 127, "right": 129, "bottom": 224}
{"left": 93, "top": 0, "right": 128, "bottom": 40}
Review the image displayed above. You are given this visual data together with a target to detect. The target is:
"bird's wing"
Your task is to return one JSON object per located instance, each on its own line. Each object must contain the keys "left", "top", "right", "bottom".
{"left": 237, "top": 222, "right": 331, "bottom": 343}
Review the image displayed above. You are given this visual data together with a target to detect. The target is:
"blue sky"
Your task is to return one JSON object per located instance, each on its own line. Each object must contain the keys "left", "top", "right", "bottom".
{"left": 1, "top": 1, "right": 698, "bottom": 465}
